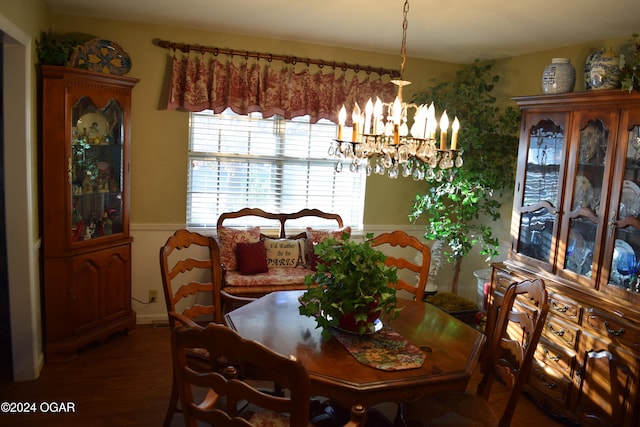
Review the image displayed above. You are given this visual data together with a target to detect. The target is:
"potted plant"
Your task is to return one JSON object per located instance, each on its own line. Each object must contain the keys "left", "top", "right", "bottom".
{"left": 36, "top": 31, "right": 87, "bottom": 66}
{"left": 299, "top": 233, "right": 400, "bottom": 338}
{"left": 409, "top": 61, "right": 521, "bottom": 294}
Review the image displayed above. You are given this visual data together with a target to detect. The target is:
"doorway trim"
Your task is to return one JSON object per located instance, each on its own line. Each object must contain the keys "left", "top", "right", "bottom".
{"left": 1, "top": 14, "right": 43, "bottom": 381}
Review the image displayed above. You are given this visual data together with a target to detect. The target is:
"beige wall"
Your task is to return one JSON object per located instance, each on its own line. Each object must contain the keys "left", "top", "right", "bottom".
{"left": 1, "top": 2, "right": 635, "bottom": 377}
{"left": 48, "top": 14, "right": 635, "bottom": 306}
{"left": 50, "top": 15, "right": 460, "bottom": 226}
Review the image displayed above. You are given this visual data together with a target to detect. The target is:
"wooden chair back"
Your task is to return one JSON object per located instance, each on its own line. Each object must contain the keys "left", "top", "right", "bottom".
{"left": 477, "top": 278, "right": 549, "bottom": 427}
{"left": 369, "top": 230, "right": 431, "bottom": 301}
{"left": 160, "top": 229, "right": 223, "bottom": 326}
{"left": 170, "top": 313, "right": 313, "bottom": 427}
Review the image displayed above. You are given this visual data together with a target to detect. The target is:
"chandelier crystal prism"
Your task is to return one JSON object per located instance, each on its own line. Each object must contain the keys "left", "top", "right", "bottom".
{"left": 329, "top": 0, "right": 462, "bottom": 181}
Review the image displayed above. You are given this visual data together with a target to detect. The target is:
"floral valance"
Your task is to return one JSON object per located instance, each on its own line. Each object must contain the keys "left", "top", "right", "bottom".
{"left": 166, "top": 49, "right": 396, "bottom": 125}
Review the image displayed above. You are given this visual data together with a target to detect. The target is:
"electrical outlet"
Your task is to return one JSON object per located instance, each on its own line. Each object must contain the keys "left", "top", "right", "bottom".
{"left": 149, "top": 289, "right": 158, "bottom": 304}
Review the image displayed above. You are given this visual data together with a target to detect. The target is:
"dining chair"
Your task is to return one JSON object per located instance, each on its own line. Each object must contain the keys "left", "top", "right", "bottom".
{"left": 369, "top": 230, "right": 431, "bottom": 302}
{"left": 169, "top": 311, "right": 367, "bottom": 427}
{"left": 159, "top": 229, "right": 225, "bottom": 427}
{"left": 401, "top": 278, "right": 549, "bottom": 427}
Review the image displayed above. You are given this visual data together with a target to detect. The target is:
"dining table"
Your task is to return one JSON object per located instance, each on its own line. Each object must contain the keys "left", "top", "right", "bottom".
{"left": 224, "top": 290, "right": 486, "bottom": 410}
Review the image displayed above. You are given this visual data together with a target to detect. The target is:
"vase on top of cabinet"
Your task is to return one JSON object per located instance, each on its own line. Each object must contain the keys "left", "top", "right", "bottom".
{"left": 493, "top": 90, "right": 640, "bottom": 427}
{"left": 40, "top": 65, "right": 138, "bottom": 362}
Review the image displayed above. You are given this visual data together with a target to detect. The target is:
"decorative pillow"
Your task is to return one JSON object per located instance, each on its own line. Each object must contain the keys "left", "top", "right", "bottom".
{"left": 218, "top": 225, "right": 261, "bottom": 271}
{"left": 264, "top": 238, "right": 306, "bottom": 268}
{"left": 305, "top": 227, "right": 351, "bottom": 270}
{"left": 236, "top": 240, "right": 269, "bottom": 275}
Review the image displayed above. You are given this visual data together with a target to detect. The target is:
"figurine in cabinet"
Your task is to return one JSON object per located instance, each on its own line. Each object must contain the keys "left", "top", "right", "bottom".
{"left": 82, "top": 171, "right": 93, "bottom": 193}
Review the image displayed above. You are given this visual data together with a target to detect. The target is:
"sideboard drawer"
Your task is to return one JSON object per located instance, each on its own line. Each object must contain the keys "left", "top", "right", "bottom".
{"left": 529, "top": 363, "right": 571, "bottom": 405}
{"left": 544, "top": 315, "right": 579, "bottom": 349}
{"left": 548, "top": 292, "right": 581, "bottom": 324}
{"left": 583, "top": 309, "right": 640, "bottom": 350}
{"left": 535, "top": 338, "right": 575, "bottom": 377}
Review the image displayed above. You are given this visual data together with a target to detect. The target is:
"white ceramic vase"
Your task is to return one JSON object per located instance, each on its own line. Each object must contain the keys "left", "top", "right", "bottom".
{"left": 542, "top": 58, "right": 576, "bottom": 94}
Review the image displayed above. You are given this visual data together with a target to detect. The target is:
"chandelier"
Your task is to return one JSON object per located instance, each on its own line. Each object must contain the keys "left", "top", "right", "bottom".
{"left": 329, "top": 0, "right": 462, "bottom": 181}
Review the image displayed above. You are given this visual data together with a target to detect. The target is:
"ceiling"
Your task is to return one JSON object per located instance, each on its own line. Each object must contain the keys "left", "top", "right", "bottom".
{"left": 45, "top": 0, "right": 640, "bottom": 64}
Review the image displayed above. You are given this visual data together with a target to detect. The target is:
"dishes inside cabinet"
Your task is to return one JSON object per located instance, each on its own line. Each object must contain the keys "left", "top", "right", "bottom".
{"left": 611, "top": 239, "right": 637, "bottom": 288}
{"left": 76, "top": 112, "right": 109, "bottom": 144}
{"left": 620, "top": 180, "right": 640, "bottom": 218}
{"left": 565, "top": 230, "right": 592, "bottom": 276}
{"left": 572, "top": 175, "right": 593, "bottom": 210}
{"left": 627, "top": 126, "right": 640, "bottom": 163}
{"left": 579, "top": 134, "right": 597, "bottom": 162}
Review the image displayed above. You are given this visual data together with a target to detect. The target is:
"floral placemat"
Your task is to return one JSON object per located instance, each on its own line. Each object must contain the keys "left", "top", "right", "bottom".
{"left": 331, "top": 326, "right": 425, "bottom": 371}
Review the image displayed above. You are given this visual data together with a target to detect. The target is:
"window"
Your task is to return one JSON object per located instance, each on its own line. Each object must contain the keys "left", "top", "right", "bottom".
{"left": 187, "top": 109, "right": 366, "bottom": 228}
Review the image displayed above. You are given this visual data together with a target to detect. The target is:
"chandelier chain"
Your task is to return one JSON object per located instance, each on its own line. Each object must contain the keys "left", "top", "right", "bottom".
{"left": 329, "top": 0, "right": 463, "bottom": 181}
{"left": 399, "top": 0, "right": 409, "bottom": 81}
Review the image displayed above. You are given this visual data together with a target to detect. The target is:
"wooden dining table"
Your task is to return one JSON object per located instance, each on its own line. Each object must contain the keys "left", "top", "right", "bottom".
{"left": 224, "top": 290, "right": 486, "bottom": 409}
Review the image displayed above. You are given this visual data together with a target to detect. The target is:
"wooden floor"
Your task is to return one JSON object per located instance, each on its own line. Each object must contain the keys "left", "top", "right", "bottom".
{"left": 0, "top": 325, "right": 565, "bottom": 427}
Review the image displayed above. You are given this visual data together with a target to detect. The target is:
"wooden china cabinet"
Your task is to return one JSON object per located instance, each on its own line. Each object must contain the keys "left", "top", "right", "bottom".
{"left": 493, "top": 89, "right": 640, "bottom": 426}
{"left": 40, "top": 65, "right": 138, "bottom": 362}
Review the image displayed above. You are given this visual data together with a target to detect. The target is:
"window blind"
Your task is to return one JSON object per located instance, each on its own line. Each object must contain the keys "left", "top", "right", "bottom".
{"left": 187, "top": 109, "right": 366, "bottom": 228}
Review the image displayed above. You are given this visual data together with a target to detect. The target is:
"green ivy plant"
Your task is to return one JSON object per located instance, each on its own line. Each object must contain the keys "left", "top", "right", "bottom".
{"left": 36, "top": 31, "right": 89, "bottom": 66}
{"left": 409, "top": 61, "right": 520, "bottom": 293}
{"left": 621, "top": 33, "right": 640, "bottom": 93}
{"left": 299, "top": 233, "right": 400, "bottom": 338}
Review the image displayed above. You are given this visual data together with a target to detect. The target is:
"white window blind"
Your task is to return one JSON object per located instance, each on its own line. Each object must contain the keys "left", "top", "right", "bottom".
{"left": 187, "top": 109, "right": 366, "bottom": 228}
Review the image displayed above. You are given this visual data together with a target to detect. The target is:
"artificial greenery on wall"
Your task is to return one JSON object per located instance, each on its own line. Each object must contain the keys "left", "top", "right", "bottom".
{"left": 35, "top": 31, "right": 90, "bottom": 66}
{"left": 409, "top": 61, "right": 520, "bottom": 293}
{"left": 621, "top": 33, "right": 640, "bottom": 93}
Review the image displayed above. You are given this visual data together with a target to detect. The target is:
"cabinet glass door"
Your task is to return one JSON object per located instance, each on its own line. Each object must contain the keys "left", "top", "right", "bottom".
{"left": 562, "top": 119, "right": 609, "bottom": 279}
{"left": 70, "top": 96, "right": 124, "bottom": 242}
{"left": 604, "top": 119, "right": 640, "bottom": 297}
{"left": 513, "top": 116, "right": 566, "bottom": 269}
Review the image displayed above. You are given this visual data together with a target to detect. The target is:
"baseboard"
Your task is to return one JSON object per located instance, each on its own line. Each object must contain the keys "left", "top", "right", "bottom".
{"left": 136, "top": 313, "right": 169, "bottom": 325}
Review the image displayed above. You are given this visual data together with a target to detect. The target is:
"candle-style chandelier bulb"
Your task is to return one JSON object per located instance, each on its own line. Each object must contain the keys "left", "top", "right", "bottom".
{"left": 328, "top": 0, "right": 462, "bottom": 181}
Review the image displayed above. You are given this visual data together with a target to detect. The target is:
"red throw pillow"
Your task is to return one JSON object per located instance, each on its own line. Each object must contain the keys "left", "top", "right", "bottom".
{"left": 236, "top": 240, "right": 269, "bottom": 275}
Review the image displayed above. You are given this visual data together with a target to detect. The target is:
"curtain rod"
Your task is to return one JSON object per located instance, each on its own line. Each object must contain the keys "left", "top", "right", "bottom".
{"left": 156, "top": 39, "right": 401, "bottom": 78}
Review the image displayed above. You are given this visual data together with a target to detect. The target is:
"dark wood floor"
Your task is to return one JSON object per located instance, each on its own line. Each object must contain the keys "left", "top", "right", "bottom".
{"left": 0, "top": 325, "right": 565, "bottom": 426}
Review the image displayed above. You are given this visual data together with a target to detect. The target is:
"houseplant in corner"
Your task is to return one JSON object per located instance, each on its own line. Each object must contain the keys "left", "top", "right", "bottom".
{"left": 409, "top": 61, "right": 520, "bottom": 294}
{"left": 299, "top": 233, "right": 400, "bottom": 338}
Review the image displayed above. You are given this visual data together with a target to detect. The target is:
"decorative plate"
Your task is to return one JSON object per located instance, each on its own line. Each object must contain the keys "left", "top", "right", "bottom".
{"left": 627, "top": 129, "right": 640, "bottom": 162}
{"left": 579, "top": 134, "right": 597, "bottom": 162}
{"left": 573, "top": 175, "right": 593, "bottom": 210}
{"left": 77, "top": 112, "right": 109, "bottom": 143}
{"left": 70, "top": 39, "right": 131, "bottom": 75}
{"left": 620, "top": 180, "right": 640, "bottom": 217}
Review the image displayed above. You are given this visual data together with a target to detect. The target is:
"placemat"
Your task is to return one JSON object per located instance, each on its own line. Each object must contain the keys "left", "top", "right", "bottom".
{"left": 331, "top": 326, "right": 425, "bottom": 371}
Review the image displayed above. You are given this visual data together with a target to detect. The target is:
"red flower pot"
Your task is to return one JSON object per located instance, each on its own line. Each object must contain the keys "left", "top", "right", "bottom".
{"left": 337, "top": 301, "right": 379, "bottom": 333}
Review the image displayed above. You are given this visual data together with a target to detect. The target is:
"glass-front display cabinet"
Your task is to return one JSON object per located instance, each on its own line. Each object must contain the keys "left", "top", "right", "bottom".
{"left": 511, "top": 95, "right": 640, "bottom": 303}
{"left": 71, "top": 97, "right": 124, "bottom": 242}
{"left": 500, "top": 91, "right": 640, "bottom": 426}
{"left": 40, "top": 65, "right": 138, "bottom": 362}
